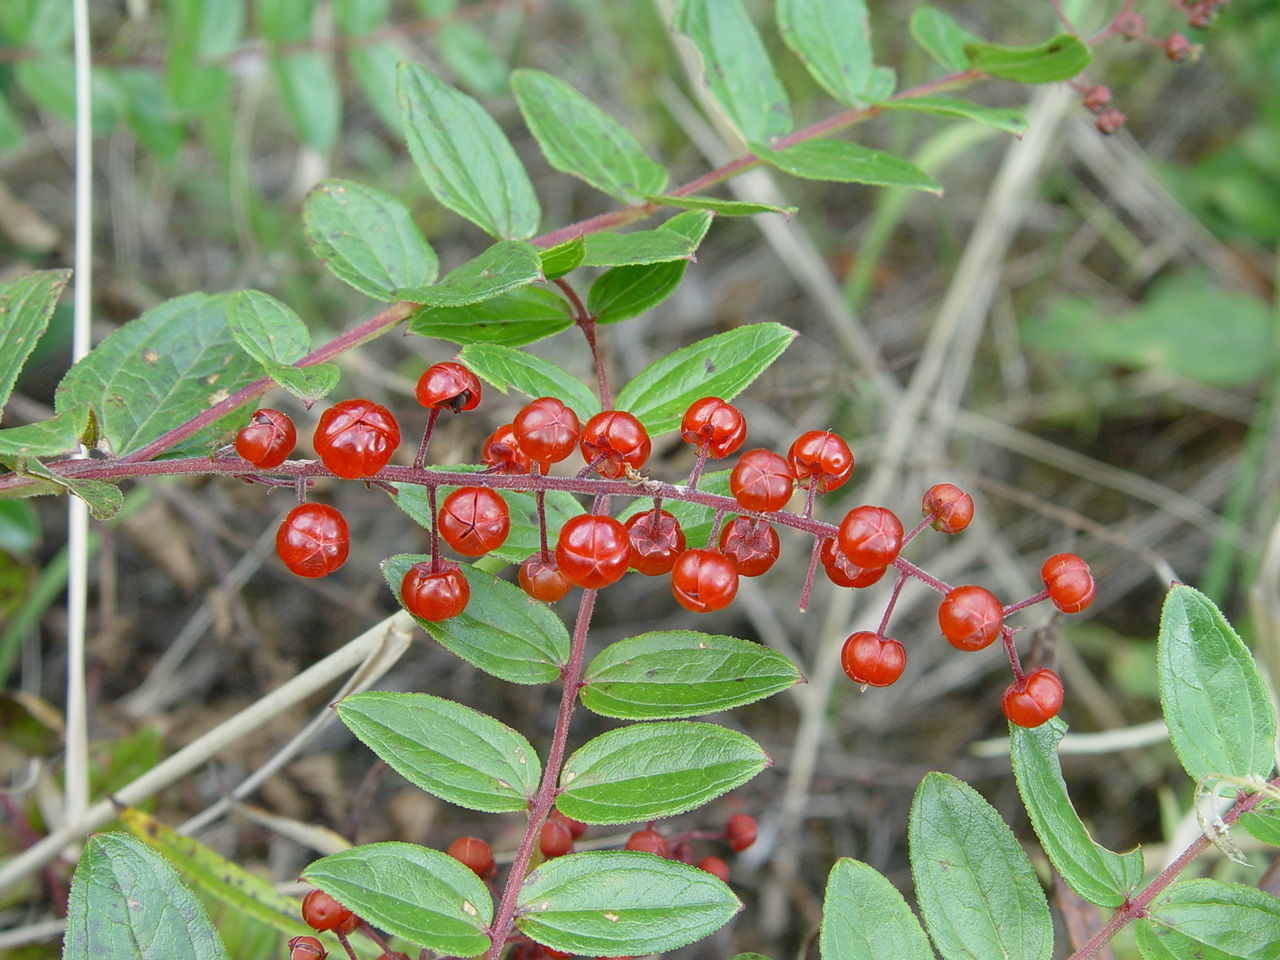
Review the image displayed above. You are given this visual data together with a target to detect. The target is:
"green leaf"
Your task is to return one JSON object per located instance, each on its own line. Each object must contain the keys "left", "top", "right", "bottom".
{"left": 865, "top": 65, "right": 897, "bottom": 100}
{"left": 257, "top": 0, "right": 313, "bottom": 44}
{"left": 909, "top": 772, "right": 1053, "bottom": 960}
{"left": 512, "top": 69, "right": 667, "bottom": 202}
{"left": 302, "top": 178, "right": 440, "bottom": 301}
{"left": 909, "top": 8, "right": 981, "bottom": 72}
{"left": 334, "top": 0, "right": 390, "bottom": 35}
{"left": 556, "top": 721, "right": 769, "bottom": 824}
{"left": 2, "top": 0, "right": 73, "bottom": 51}
{"left": 1240, "top": 804, "right": 1280, "bottom": 848}
{"left": 754, "top": 140, "right": 942, "bottom": 194}
{"left": 1157, "top": 584, "right": 1277, "bottom": 783}
{"left": 877, "top": 97, "right": 1028, "bottom": 136}
{"left": 819, "top": 858, "right": 936, "bottom": 960}
{"left": 515, "top": 851, "right": 741, "bottom": 955}
{"left": 581, "top": 630, "right": 802, "bottom": 719}
{"left": 114, "top": 69, "right": 185, "bottom": 163}
{"left": 271, "top": 51, "right": 341, "bottom": 150}
{"left": 1134, "top": 922, "right": 1234, "bottom": 960}
{"left": 674, "top": 0, "right": 791, "bottom": 144}
{"left": 417, "top": 241, "right": 543, "bottom": 308}
{"left": 1144, "top": 879, "right": 1280, "bottom": 960}
{"left": 337, "top": 691, "right": 540, "bottom": 812}
{"left": 302, "top": 842, "right": 492, "bottom": 957}
{"left": 17, "top": 459, "right": 124, "bottom": 520}
{"left": 615, "top": 323, "right": 796, "bottom": 436}
{"left": 398, "top": 62, "right": 540, "bottom": 240}
{"left": 777, "top": 0, "right": 872, "bottom": 106}
{"left": 581, "top": 218, "right": 710, "bottom": 267}
{"left": 0, "top": 501, "right": 39, "bottom": 554}
{"left": 966, "top": 35, "right": 1091, "bottom": 84}
{"left": 412, "top": 286, "right": 573, "bottom": 347}
{"left": 64, "top": 833, "right": 229, "bottom": 960}
{"left": 458, "top": 344, "right": 600, "bottom": 420}
{"left": 588, "top": 260, "right": 687, "bottom": 325}
{"left": 648, "top": 194, "right": 796, "bottom": 217}
{"left": 165, "top": 0, "right": 241, "bottom": 113}
{"left": 53, "top": 294, "right": 259, "bottom": 459}
{"left": 349, "top": 43, "right": 402, "bottom": 133}
{"left": 439, "top": 22, "right": 509, "bottom": 97}
{"left": 0, "top": 410, "right": 88, "bottom": 462}
{"left": 539, "top": 236, "right": 586, "bottom": 280}
{"left": 1009, "top": 717, "right": 1143, "bottom": 908}
{"left": 382, "top": 555, "right": 570, "bottom": 683}
{"left": 0, "top": 269, "right": 69, "bottom": 420}
{"left": 227, "top": 290, "right": 340, "bottom": 405}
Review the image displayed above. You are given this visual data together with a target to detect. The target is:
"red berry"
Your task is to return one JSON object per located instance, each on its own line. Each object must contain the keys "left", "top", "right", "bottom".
{"left": 671, "top": 549, "right": 738, "bottom": 613}
{"left": 624, "top": 509, "right": 686, "bottom": 576}
{"left": 301, "top": 889, "right": 357, "bottom": 934}
{"left": 235, "top": 408, "right": 296, "bottom": 469}
{"left": 938, "top": 585, "right": 1003, "bottom": 651}
{"left": 698, "top": 856, "right": 730, "bottom": 883}
{"left": 787, "top": 430, "right": 854, "bottom": 492}
{"left": 539, "top": 819, "right": 574, "bottom": 858}
{"left": 514, "top": 397, "right": 581, "bottom": 466}
{"left": 1041, "top": 553, "right": 1095, "bottom": 614}
{"left": 288, "top": 935, "right": 328, "bottom": 960}
{"left": 555, "top": 515, "right": 631, "bottom": 589}
{"left": 837, "top": 506, "right": 904, "bottom": 569}
{"left": 680, "top": 397, "right": 747, "bottom": 459}
{"left": 401, "top": 561, "right": 470, "bottom": 621}
{"left": 840, "top": 631, "right": 906, "bottom": 687}
{"left": 543, "top": 950, "right": 574, "bottom": 960}
{"left": 519, "top": 555, "right": 573, "bottom": 603}
{"left": 1002, "top": 668, "right": 1065, "bottom": 728}
{"left": 416, "top": 361, "right": 482, "bottom": 412}
{"left": 1082, "top": 84, "right": 1112, "bottom": 111}
{"left": 725, "top": 813, "right": 757, "bottom": 852}
{"left": 276, "top": 504, "right": 350, "bottom": 578}
{"left": 1164, "top": 31, "right": 1192, "bottom": 61}
{"left": 551, "top": 809, "right": 588, "bottom": 838}
{"left": 580, "top": 410, "right": 651, "bottom": 479}
{"left": 820, "top": 538, "right": 886, "bottom": 589}
{"left": 718, "top": 517, "right": 779, "bottom": 577}
{"left": 482, "top": 424, "right": 533, "bottom": 475}
{"left": 625, "top": 829, "right": 668, "bottom": 857}
{"left": 669, "top": 841, "right": 696, "bottom": 864}
{"left": 922, "top": 483, "right": 973, "bottom": 534}
{"left": 438, "top": 487, "right": 511, "bottom": 556}
{"left": 447, "top": 836, "right": 496, "bottom": 879}
{"left": 314, "top": 398, "right": 401, "bottom": 478}
{"left": 729, "top": 449, "right": 794, "bottom": 513}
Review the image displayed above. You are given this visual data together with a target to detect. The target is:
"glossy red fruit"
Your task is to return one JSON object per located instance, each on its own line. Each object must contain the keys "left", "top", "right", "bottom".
{"left": 938, "top": 585, "right": 1004, "bottom": 651}
{"left": 787, "top": 430, "right": 854, "bottom": 492}
{"left": 625, "top": 829, "right": 668, "bottom": 858}
{"left": 438, "top": 487, "right": 510, "bottom": 556}
{"left": 680, "top": 397, "right": 747, "bottom": 459}
{"left": 837, "top": 506, "right": 904, "bottom": 569}
{"left": 276, "top": 504, "right": 349, "bottom": 578}
{"left": 725, "top": 813, "right": 757, "bottom": 852}
{"left": 514, "top": 397, "right": 581, "bottom": 465}
{"left": 301, "top": 889, "right": 357, "bottom": 934}
{"left": 540, "top": 819, "right": 574, "bottom": 858}
{"left": 416, "top": 361, "right": 482, "bottom": 412}
{"left": 1002, "top": 668, "right": 1065, "bottom": 728}
{"left": 447, "top": 836, "right": 496, "bottom": 879}
{"left": 519, "top": 555, "right": 573, "bottom": 603}
{"left": 820, "top": 538, "right": 886, "bottom": 589}
{"left": 729, "top": 449, "right": 794, "bottom": 512}
{"left": 235, "top": 408, "right": 296, "bottom": 469}
{"left": 922, "top": 483, "right": 974, "bottom": 534}
{"left": 1041, "top": 553, "right": 1095, "bottom": 614}
{"left": 288, "top": 935, "right": 328, "bottom": 960}
{"left": 483, "top": 423, "right": 533, "bottom": 475}
{"left": 698, "top": 856, "right": 730, "bottom": 883}
{"left": 624, "top": 509, "right": 686, "bottom": 576}
{"left": 401, "top": 561, "right": 470, "bottom": 621}
{"left": 840, "top": 631, "right": 907, "bottom": 687}
{"left": 555, "top": 515, "right": 631, "bottom": 589}
{"left": 551, "top": 809, "right": 588, "bottom": 838}
{"left": 314, "top": 398, "right": 401, "bottom": 478}
{"left": 671, "top": 549, "right": 738, "bottom": 613}
{"left": 580, "top": 411, "right": 651, "bottom": 479}
{"left": 718, "top": 517, "right": 780, "bottom": 577}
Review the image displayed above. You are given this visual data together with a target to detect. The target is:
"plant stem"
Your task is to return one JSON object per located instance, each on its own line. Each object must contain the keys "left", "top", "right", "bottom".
{"left": 876, "top": 570, "right": 910, "bottom": 638}
{"left": 414, "top": 408, "right": 441, "bottom": 471}
{"left": 554, "top": 278, "right": 611, "bottom": 410}
{"left": 1004, "top": 589, "right": 1050, "bottom": 616}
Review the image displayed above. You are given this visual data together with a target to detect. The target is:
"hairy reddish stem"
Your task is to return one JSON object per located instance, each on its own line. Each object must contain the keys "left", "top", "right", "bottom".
{"left": 876, "top": 570, "right": 910, "bottom": 638}
{"left": 554, "top": 278, "right": 611, "bottom": 410}
{"left": 1004, "top": 589, "right": 1050, "bottom": 617}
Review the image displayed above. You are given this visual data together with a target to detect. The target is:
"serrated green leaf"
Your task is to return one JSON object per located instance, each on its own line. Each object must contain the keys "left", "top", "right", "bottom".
{"left": 272, "top": 51, "right": 341, "bottom": 150}
{"left": 303, "top": 178, "right": 440, "bottom": 301}
{"left": 228, "top": 289, "right": 311, "bottom": 363}
{"left": 18, "top": 460, "right": 124, "bottom": 520}
{"left": 1240, "top": 804, "right": 1280, "bottom": 848}
{"left": 1135, "top": 921, "right": 1235, "bottom": 960}
{"left": 581, "top": 219, "right": 708, "bottom": 267}
{"left": 382, "top": 555, "right": 570, "bottom": 683}
{"left": 1158, "top": 584, "right": 1277, "bottom": 783}
{"left": 337, "top": 691, "right": 540, "bottom": 812}
{"left": 648, "top": 194, "right": 795, "bottom": 217}
{"left": 878, "top": 96, "right": 1027, "bottom": 136}
{"left": 64, "top": 833, "right": 229, "bottom": 960}
{"left": 909, "top": 772, "right": 1053, "bottom": 960}
{"left": 0, "top": 270, "right": 70, "bottom": 420}
{"left": 349, "top": 43, "right": 402, "bottom": 133}
{"left": 516, "top": 851, "right": 741, "bottom": 955}
{"left": 439, "top": 22, "right": 509, "bottom": 97}
{"left": 557, "top": 721, "right": 768, "bottom": 824}
{"left": 581, "top": 630, "right": 802, "bottom": 719}
{"left": 1009, "top": 717, "right": 1143, "bottom": 908}
{"left": 819, "top": 858, "right": 936, "bottom": 960}
{"left": 754, "top": 140, "right": 942, "bottom": 194}
{"left": 616, "top": 323, "right": 795, "bottom": 436}
{"left": 675, "top": 0, "right": 791, "bottom": 144}
{"left": 512, "top": 69, "right": 666, "bottom": 202}
{"left": 1145, "top": 879, "right": 1280, "bottom": 960}
{"left": 459, "top": 344, "right": 600, "bottom": 420}
{"left": 262, "top": 363, "right": 341, "bottom": 406}
{"left": 909, "top": 8, "right": 981, "bottom": 73}
{"left": 539, "top": 236, "right": 586, "bottom": 280}
{"left": 588, "top": 260, "right": 687, "bottom": 325}
{"left": 303, "top": 842, "right": 493, "bottom": 957}
{"left": 966, "top": 35, "right": 1091, "bottom": 84}
{"left": 418, "top": 241, "right": 543, "bottom": 307}
{"left": 777, "top": 0, "right": 872, "bottom": 106}
{"left": 411, "top": 286, "right": 573, "bottom": 347}
{"left": 0, "top": 410, "right": 87, "bottom": 462}
{"left": 398, "top": 62, "right": 540, "bottom": 240}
